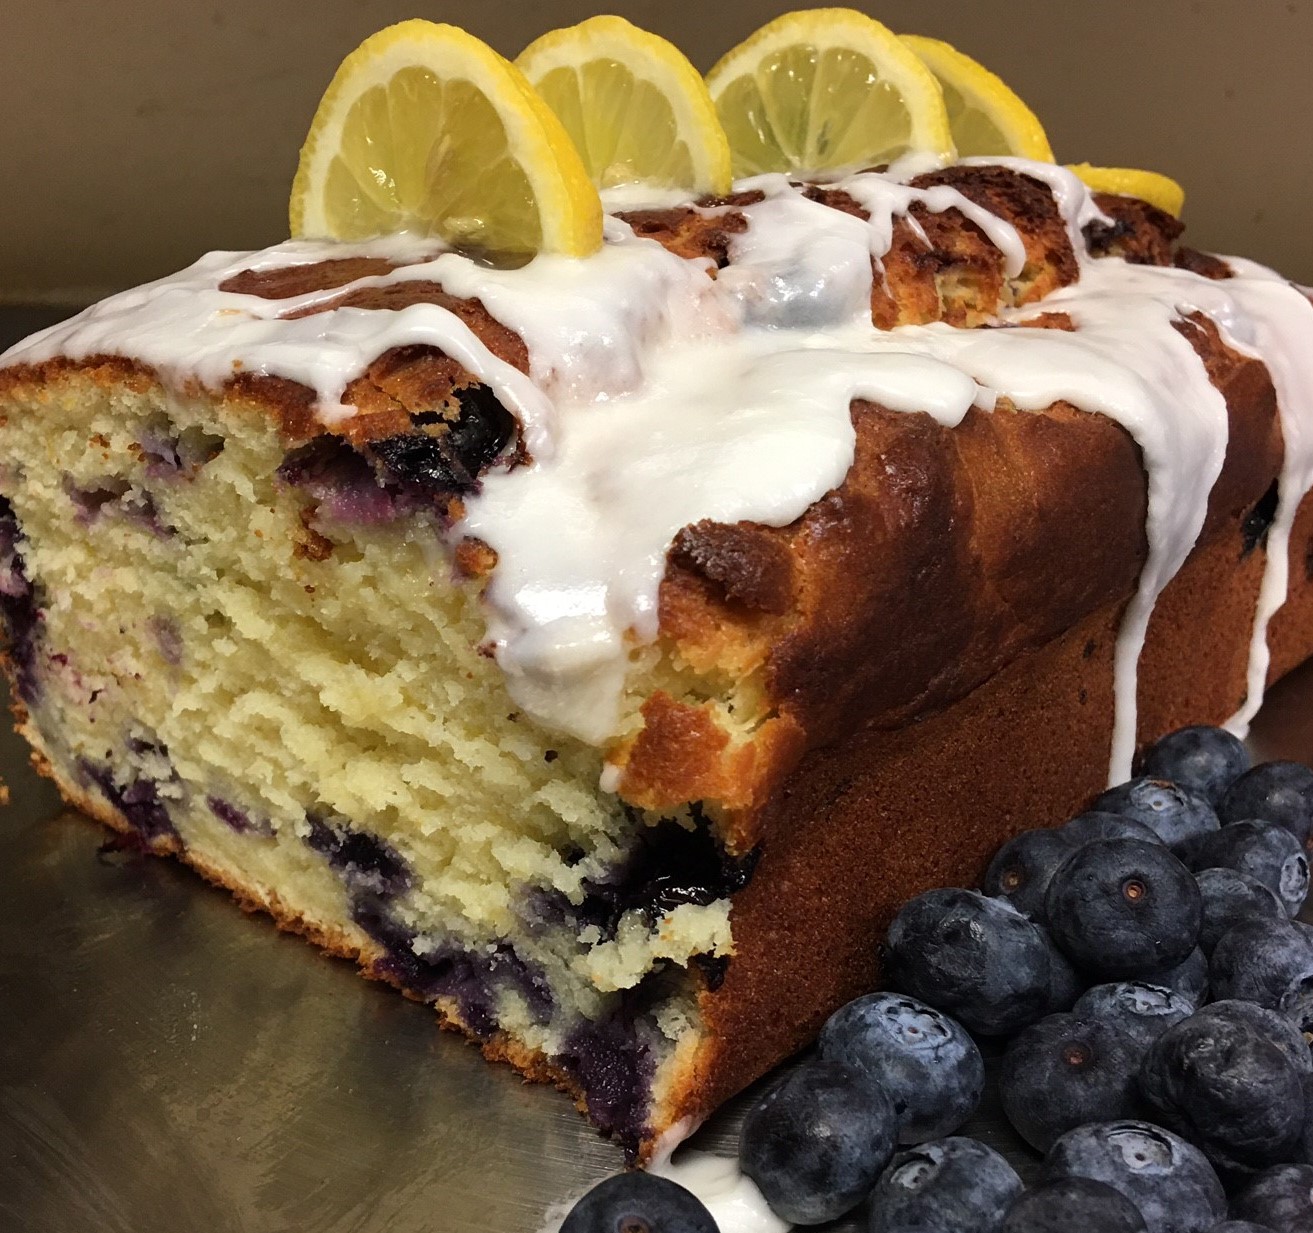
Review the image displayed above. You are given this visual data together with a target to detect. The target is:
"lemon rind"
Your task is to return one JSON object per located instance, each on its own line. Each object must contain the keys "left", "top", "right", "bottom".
{"left": 1067, "top": 162, "right": 1186, "bottom": 217}
{"left": 899, "top": 33, "right": 1055, "bottom": 163}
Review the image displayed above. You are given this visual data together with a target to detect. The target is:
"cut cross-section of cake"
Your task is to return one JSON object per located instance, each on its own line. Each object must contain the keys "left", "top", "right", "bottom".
{"left": 3, "top": 144, "right": 1313, "bottom": 1160}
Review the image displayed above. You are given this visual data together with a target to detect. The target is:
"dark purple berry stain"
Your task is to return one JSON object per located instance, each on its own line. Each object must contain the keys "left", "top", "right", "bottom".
{"left": 276, "top": 386, "right": 517, "bottom": 526}
{"left": 277, "top": 438, "right": 413, "bottom": 525}
{"left": 80, "top": 738, "right": 182, "bottom": 844}
{"left": 302, "top": 813, "right": 560, "bottom": 1073}
{"left": 557, "top": 979, "right": 664, "bottom": 1155}
{"left": 61, "top": 474, "right": 174, "bottom": 537}
{"left": 692, "top": 952, "right": 730, "bottom": 991}
{"left": 304, "top": 812, "right": 412, "bottom": 899}
{"left": 63, "top": 474, "right": 128, "bottom": 523}
{"left": 368, "top": 388, "right": 515, "bottom": 494}
{"left": 350, "top": 846, "right": 668, "bottom": 1155}
{"left": 0, "top": 498, "right": 43, "bottom": 704}
{"left": 350, "top": 893, "right": 554, "bottom": 1033}
{"left": 354, "top": 897, "right": 489, "bottom": 1034}
{"left": 299, "top": 810, "right": 741, "bottom": 1158}
{"left": 138, "top": 421, "right": 224, "bottom": 478}
{"left": 206, "top": 796, "right": 273, "bottom": 838}
{"left": 150, "top": 616, "right": 184, "bottom": 666}
{"left": 575, "top": 812, "right": 760, "bottom": 940}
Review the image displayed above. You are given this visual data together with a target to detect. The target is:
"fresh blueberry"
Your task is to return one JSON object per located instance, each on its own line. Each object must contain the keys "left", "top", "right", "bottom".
{"left": 1000, "top": 1013, "right": 1143, "bottom": 1151}
{"left": 1230, "top": 1163, "right": 1313, "bottom": 1233}
{"left": 1139, "top": 1008, "right": 1307, "bottom": 1173}
{"left": 559, "top": 1172, "right": 717, "bottom": 1233}
{"left": 983, "top": 829, "right": 1076, "bottom": 922}
{"left": 1204, "top": 1224, "right": 1278, "bottom": 1233}
{"left": 1208, "top": 918, "right": 1313, "bottom": 1011}
{"left": 1041, "top": 931, "right": 1086, "bottom": 1012}
{"left": 1041, "top": 1121, "right": 1225, "bottom": 1233}
{"left": 1063, "top": 811, "right": 1165, "bottom": 846}
{"left": 884, "top": 889, "right": 1064, "bottom": 1035}
{"left": 1045, "top": 840, "right": 1202, "bottom": 979}
{"left": 1073, "top": 983, "right": 1194, "bottom": 1051}
{"left": 1195, "top": 868, "right": 1286, "bottom": 955}
{"left": 1001, "top": 1177, "right": 1148, "bottom": 1233}
{"left": 1139, "top": 726, "right": 1250, "bottom": 805}
{"left": 1219, "top": 761, "right": 1313, "bottom": 848}
{"left": 1153, "top": 947, "right": 1209, "bottom": 1007}
{"left": 817, "top": 992, "right": 984, "bottom": 1143}
{"left": 1188, "top": 821, "right": 1309, "bottom": 916}
{"left": 1289, "top": 989, "right": 1313, "bottom": 1065}
{"left": 1297, "top": 1073, "right": 1313, "bottom": 1168}
{"left": 1095, "top": 778, "right": 1220, "bottom": 855}
{"left": 739, "top": 1058, "right": 897, "bottom": 1224}
{"left": 868, "top": 1137, "right": 1023, "bottom": 1233}
{"left": 1190, "top": 1001, "right": 1313, "bottom": 1078}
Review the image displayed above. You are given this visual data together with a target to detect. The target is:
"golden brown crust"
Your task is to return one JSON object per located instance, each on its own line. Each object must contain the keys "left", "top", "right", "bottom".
{"left": 1085, "top": 192, "right": 1185, "bottom": 265}
{"left": 635, "top": 307, "right": 1281, "bottom": 833}
{"left": 614, "top": 205, "right": 749, "bottom": 265}
{"left": 1177, "top": 247, "right": 1234, "bottom": 280}
{"left": 218, "top": 256, "right": 406, "bottom": 298}
{"left": 671, "top": 491, "right": 1313, "bottom": 1133}
{"left": 615, "top": 692, "right": 806, "bottom": 823}
{"left": 669, "top": 521, "right": 796, "bottom": 615}
{"left": 289, "top": 286, "right": 530, "bottom": 370}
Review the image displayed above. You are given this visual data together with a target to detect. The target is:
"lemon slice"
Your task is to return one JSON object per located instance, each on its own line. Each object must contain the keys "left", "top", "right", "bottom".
{"left": 705, "top": 8, "right": 955, "bottom": 179}
{"left": 899, "top": 34, "right": 1054, "bottom": 162}
{"left": 290, "top": 19, "right": 602, "bottom": 260}
{"left": 517, "top": 15, "right": 731, "bottom": 199}
{"left": 1067, "top": 163, "right": 1185, "bottom": 217}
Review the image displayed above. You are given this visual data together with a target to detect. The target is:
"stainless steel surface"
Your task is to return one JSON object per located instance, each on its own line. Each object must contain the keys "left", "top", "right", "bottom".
{"left": 2, "top": 301, "right": 1312, "bottom": 1230}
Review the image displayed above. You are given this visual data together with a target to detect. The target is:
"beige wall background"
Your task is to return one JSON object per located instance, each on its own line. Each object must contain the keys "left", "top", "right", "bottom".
{"left": 2, "top": 0, "right": 1310, "bottom": 302}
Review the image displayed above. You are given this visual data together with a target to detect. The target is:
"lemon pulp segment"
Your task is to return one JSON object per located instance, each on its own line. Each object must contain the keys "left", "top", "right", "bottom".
{"left": 290, "top": 19, "right": 602, "bottom": 259}
{"left": 706, "top": 8, "right": 955, "bottom": 179}
{"left": 518, "top": 15, "right": 731, "bottom": 196}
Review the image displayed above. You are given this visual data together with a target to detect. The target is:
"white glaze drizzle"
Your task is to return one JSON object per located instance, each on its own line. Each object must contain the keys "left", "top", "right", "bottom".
{"left": 1220, "top": 259, "right": 1313, "bottom": 735}
{"left": 650, "top": 1150, "right": 789, "bottom": 1233}
{"left": 962, "top": 155, "right": 1112, "bottom": 250}
{"left": 535, "top": 1130, "right": 789, "bottom": 1233}
{"left": 5, "top": 161, "right": 1311, "bottom": 779}
{"left": 461, "top": 340, "right": 981, "bottom": 742}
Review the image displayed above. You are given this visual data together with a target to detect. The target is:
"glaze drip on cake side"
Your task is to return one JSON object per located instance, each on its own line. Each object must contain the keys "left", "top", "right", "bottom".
{"left": 6, "top": 159, "right": 1313, "bottom": 783}
{"left": 1215, "top": 258, "right": 1313, "bottom": 735}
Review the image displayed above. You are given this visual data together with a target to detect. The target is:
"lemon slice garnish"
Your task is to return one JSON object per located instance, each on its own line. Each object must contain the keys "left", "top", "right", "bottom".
{"left": 899, "top": 34, "right": 1054, "bottom": 162}
{"left": 1067, "top": 163, "right": 1185, "bottom": 217}
{"left": 705, "top": 8, "right": 955, "bottom": 179}
{"left": 517, "top": 15, "right": 731, "bottom": 199}
{"left": 289, "top": 19, "right": 602, "bottom": 260}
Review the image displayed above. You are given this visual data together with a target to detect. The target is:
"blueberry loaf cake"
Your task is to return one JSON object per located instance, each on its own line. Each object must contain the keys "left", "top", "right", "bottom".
{"left": 2, "top": 158, "right": 1312, "bottom": 1159}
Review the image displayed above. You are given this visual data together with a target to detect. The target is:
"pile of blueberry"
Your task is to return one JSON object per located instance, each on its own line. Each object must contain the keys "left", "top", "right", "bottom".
{"left": 560, "top": 726, "right": 1313, "bottom": 1233}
